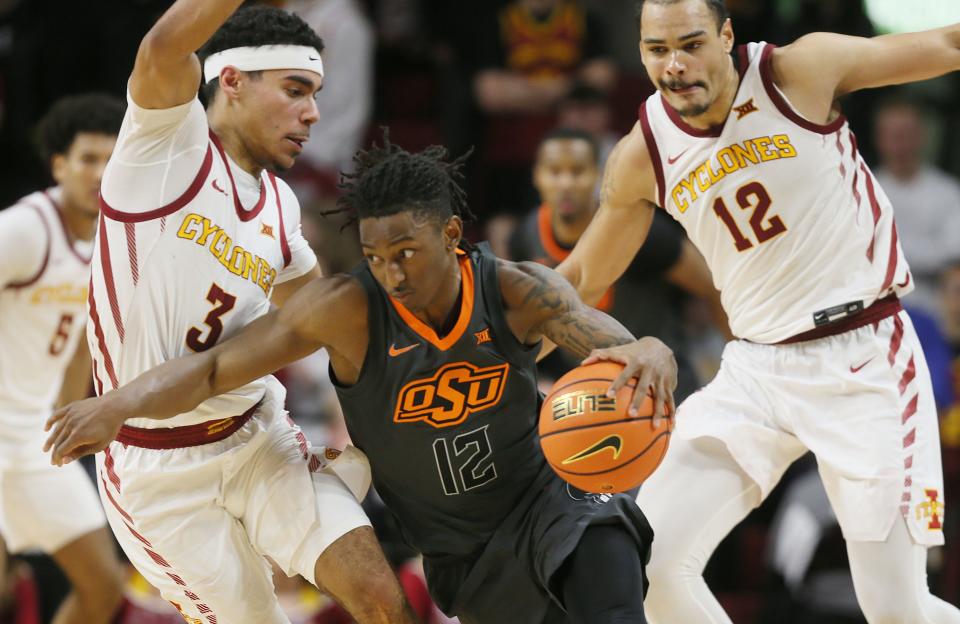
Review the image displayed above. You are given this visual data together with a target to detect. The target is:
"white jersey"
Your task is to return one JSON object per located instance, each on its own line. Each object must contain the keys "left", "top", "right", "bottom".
{"left": 0, "top": 189, "right": 92, "bottom": 452}
{"left": 640, "top": 42, "right": 911, "bottom": 343}
{"left": 92, "top": 92, "right": 317, "bottom": 429}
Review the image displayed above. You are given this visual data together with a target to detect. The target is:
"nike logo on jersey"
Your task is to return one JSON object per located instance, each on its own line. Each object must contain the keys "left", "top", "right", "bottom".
{"left": 849, "top": 357, "right": 874, "bottom": 373}
{"left": 667, "top": 148, "right": 689, "bottom": 165}
{"left": 388, "top": 342, "right": 420, "bottom": 357}
{"left": 562, "top": 435, "right": 623, "bottom": 465}
{"left": 211, "top": 179, "right": 228, "bottom": 196}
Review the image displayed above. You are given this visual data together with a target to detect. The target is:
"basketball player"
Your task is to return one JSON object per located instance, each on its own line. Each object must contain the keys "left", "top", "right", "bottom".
{"left": 41, "top": 1, "right": 415, "bottom": 622}
{"left": 510, "top": 127, "right": 727, "bottom": 400}
{"left": 45, "top": 138, "right": 679, "bottom": 623}
{"left": 0, "top": 94, "right": 126, "bottom": 624}
{"left": 551, "top": 0, "right": 960, "bottom": 622}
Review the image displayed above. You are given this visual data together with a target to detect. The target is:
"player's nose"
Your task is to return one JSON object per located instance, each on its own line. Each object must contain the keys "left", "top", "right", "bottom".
{"left": 386, "top": 261, "right": 406, "bottom": 287}
{"left": 666, "top": 51, "right": 686, "bottom": 74}
{"left": 302, "top": 98, "right": 320, "bottom": 125}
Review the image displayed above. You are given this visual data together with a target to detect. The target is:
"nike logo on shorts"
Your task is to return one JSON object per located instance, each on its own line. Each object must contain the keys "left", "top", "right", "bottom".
{"left": 849, "top": 357, "right": 874, "bottom": 373}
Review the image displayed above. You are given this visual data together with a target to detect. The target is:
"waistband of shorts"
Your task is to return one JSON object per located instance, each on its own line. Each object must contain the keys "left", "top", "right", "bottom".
{"left": 775, "top": 295, "right": 902, "bottom": 345}
{"left": 114, "top": 401, "right": 261, "bottom": 450}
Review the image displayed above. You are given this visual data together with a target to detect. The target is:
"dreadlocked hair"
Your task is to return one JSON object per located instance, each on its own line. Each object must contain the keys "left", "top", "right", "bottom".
{"left": 336, "top": 130, "right": 476, "bottom": 245}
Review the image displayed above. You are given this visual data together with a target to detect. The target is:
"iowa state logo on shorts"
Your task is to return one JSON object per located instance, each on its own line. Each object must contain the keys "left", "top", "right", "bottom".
{"left": 394, "top": 362, "right": 510, "bottom": 428}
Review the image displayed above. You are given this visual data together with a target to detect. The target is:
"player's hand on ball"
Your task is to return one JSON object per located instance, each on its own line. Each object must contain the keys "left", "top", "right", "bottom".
{"left": 582, "top": 336, "right": 677, "bottom": 427}
{"left": 43, "top": 395, "right": 127, "bottom": 466}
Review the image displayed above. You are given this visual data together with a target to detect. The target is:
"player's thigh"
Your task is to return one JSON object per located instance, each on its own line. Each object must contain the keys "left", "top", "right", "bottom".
{"left": 97, "top": 475, "right": 288, "bottom": 624}
{"left": 637, "top": 436, "right": 763, "bottom": 560}
{"left": 0, "top": 461, "right": 106, "bottom": 555}
{"left": 667, "top": 345, "right": 807, "bottom": 501}
{"left": 238, "top": 417, "right": 372, "bottom": 588}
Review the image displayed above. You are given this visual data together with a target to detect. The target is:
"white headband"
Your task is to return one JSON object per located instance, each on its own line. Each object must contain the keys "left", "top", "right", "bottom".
{"left": 202, "top": 44, "right": 324, "bottom": 83}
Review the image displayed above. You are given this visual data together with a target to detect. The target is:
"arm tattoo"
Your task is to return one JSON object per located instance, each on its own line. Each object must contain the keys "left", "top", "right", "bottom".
{"left": 598, "top": 141, "right": 623, "bottom": 206}
{"left": 515, "top": 264, "right": 634, "bottom": 359}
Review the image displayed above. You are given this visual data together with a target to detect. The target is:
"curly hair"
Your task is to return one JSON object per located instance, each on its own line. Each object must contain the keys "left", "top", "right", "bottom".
{"left": 635, "top": 0, "right": 729, "bottom": 31}
{"left": 198, "top": 5, "right": 325, "bottom": 105}
{"left": 35, "top": 93, "right": 126, "bottom": 163}
{"left": 336, "top": 130, "right": 475, "bottom": 232}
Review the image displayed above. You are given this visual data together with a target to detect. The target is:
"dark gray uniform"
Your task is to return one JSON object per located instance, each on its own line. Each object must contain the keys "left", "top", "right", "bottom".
{"left": 333, "top": 244, "right": 651, "bottom": 623}
{"left": 509, "top": 206, "right": 701, "bottom": 402}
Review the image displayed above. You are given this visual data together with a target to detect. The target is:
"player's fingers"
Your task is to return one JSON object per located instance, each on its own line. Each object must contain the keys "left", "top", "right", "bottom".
{"left": 630, "top": 370, "right": 654, "bottom": 419}
{"left": 45, "top": 419, "right": 71, "bottom": 459}
{"left": 607, "top": 360, "right": 639, "bottom": 398}
{"left": 583, "top": 347, "right": 626, "bottom": 367}
{"left": 44, "top": 408, "right": 65, "bottom": 433}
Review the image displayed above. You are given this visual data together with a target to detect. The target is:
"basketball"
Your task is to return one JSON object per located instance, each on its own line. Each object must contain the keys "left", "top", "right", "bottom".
{"left": 539, "top": 361, "right": 672, "bottom": 493}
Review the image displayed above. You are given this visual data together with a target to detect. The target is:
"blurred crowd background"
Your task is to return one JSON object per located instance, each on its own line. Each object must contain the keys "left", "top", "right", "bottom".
{"left": 1, "top": 0, "right": 959, "bottom": 622}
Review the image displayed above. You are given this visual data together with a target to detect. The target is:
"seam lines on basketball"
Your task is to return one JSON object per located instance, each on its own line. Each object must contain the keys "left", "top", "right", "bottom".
{"left": 548, "top": 376, "right": 638, "bottom": 396}
{"left": 548, "top": 430, "right": 672, "bottom": 476}
{"left": 540, "top": 415, "right": 655, "bottom": 439}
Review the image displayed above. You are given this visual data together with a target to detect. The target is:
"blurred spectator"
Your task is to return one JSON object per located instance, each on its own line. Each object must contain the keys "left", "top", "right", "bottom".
{"left": 473, "top": 0, "right": 615, "bottom": 115}
{"left": 942, "top": 260, "right": 960, "bottom": 448}
{"left": 874, "top": 99, "right": 960, "bottom": 318}
{"left": 509, "top": 128, "right": 728, "bottom": 400}
{"left": 556, "top": 83, "right": 618, "bottom": 173}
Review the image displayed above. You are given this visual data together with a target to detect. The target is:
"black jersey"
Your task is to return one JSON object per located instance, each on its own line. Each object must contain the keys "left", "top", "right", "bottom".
{"left": 509, "top": 205, "right": 701, "bottom": 401}
{"left": 333, "top": 244, "right": 544, "bottom": 558}
{"left": 333, "top": 243, "right": 652, "bottom": 622}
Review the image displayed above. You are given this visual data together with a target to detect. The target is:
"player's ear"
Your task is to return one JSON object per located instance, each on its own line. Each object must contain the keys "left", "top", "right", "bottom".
{"left": 50, "top": 153, "right": 67, "bottom": 185}
{"left": 721, "top": 18, "right": 734, "bottom": 53}
{"left": 443, "top": 216, "right": 463, "bottom": 251}
{"left": 219, "top": 67, "right": 244, "bottom": 101}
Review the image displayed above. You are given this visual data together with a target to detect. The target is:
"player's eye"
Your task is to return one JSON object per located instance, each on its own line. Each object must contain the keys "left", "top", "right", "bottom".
{"left": 365, "top": 254, "right": 382, "bottom": 265}
{"left": 286, "top": 88, "right": 303, "bottom": 97}
{"left": 401, "top": 249, "right": 416, "bottom": 259}
{"left": 650, "top": 46, "right": 668, "bottom": 55}
{"left": 685, "top": 41, "right": 703, "bottom": 51}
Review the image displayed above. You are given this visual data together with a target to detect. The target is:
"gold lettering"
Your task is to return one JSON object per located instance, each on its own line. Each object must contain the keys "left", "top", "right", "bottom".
{"left": 773, "top": 134, "right": 797, "bottom": 158}
{"left": 672, "top": 185, "right": 690, "bottom": 213}
{"left": 196, "top": 218, "right": 220, "bottom": 246}
{"left": 694, "top": 163, "right": 711, "bottom": 193}
{"left": 177, "top": 213, "right": 203, "bottom": 241}
{"left": 707, "top": 158, "right": 726, "bottom": 184}
{"left": 240, "top": 250, "right": 259, "bottom": 282}
{"left": 753, "top": 136, "right": 779, "bottom": 162}
{"left": 210, "top": 231, "right": 229, "bottom": 258}
{"left": 732, "top": 142, "right": 759, "bottom": 168}
{"left": 717, "top": 148, "right": 740, "bottom": 174}
{"left": 679, "top": 174, "right": 699, "bottom": 204}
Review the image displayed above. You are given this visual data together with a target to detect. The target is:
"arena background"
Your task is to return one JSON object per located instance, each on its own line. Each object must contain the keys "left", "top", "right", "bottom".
{"left": 0, "top": 1, "right": 958, "bottom": 622}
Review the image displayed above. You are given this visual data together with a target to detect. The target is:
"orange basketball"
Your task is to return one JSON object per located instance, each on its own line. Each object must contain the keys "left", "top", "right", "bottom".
{"left": 539, "top": 361, "right": 672, "bottom": 493}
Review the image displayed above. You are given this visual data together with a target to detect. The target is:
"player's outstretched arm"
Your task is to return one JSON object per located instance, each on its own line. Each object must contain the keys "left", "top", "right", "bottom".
{"left": 556, "top": 126, "right": 659, "bottom": 305}
{"left": 500, "top": 260, "right": 677, "bottom": 421}
{"left": 774, "top": 25, "right": 960, "bottom": 120}
{"left": 43, "top": 275, "right": 364, "bottom": 465}
{"left": 130, "top": 0, "right": 247, "bottom": 109}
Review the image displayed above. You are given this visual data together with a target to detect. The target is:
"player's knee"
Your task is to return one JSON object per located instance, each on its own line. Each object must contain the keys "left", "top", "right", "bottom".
{"left": 855, "top": 584, "right": 920, "bottom": 624}
{"left": 346, "top": 572, "right": 410, "bottom": 622}
{"left": 72, "top": 567, "right": 124, "bottom": 616}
